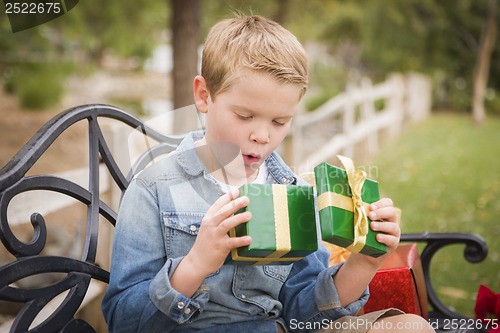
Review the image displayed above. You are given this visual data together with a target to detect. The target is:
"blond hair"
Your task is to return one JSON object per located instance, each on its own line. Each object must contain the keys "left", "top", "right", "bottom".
{"left": 201, "top": 15, "right": 308, "bottom": 100}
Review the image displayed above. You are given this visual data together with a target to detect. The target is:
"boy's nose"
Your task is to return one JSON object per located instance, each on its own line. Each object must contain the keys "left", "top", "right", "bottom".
{"left": 250, "top": 127, "right": 270, "bottom": 144}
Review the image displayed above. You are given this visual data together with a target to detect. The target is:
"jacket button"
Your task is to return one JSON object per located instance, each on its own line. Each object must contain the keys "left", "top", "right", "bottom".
{"left": 190, "top": 225, "right": 197, "bottom": 232}
{"left": 177, "top": 301, "right": 185, "bottom": 309}
{"left": 241, "top": 294, "right": 246, "bottom": 299}
{"left": 282, "top": 178, "right": 289, "bottom": 183}
{"left": 184, "top": 308, "right": 191, "bottom": 314}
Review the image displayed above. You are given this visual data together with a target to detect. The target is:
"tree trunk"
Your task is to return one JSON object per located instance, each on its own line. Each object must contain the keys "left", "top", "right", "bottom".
{"left": 273, "top": 0, "right": 290, "bottom": 25}
{"left": 472, "top": 0, "right": 497, "bottom": 125}
{"left": 171, "top": 0, "right": 200, "bottom": 134}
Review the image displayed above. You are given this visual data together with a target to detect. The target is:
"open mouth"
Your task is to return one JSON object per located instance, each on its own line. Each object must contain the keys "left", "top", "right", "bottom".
{"left": 242, "top": 154, "right": 261, "bottom": 165}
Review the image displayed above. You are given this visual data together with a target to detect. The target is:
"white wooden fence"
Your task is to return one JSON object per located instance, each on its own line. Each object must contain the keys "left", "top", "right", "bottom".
{"left": 282, "top": 72, "right": 432, "bottom": 174}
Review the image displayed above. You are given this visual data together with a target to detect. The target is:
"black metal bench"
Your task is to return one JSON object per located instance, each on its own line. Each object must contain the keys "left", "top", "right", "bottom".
{"left": 0, "top": 104, "right": 488, "bottom": 332}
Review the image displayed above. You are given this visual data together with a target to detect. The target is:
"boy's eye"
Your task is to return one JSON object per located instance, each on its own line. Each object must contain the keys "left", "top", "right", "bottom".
{"left": 273, "top": 120, "right": 286, "bottom": 126}
{"left": 236, "top": 113, "right": 252, "bottom": 120}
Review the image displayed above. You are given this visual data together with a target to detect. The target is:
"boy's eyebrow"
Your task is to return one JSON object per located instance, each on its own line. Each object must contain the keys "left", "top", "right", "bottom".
{"left": 231, "top": 104, "right": 255, "bottom": 114}
{"left": 231, "top": 104, "right": 294, "bottom": 119}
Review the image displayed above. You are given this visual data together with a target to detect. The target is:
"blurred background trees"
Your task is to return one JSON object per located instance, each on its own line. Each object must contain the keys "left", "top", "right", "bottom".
{"left": 172, "top": 0, "right": 200, "bottom": 133}
{"left": 0, "top": 0, "right": 168, "bottom": 108}
{"left": 0, "top": 0, "right": 498, "bottom": 121}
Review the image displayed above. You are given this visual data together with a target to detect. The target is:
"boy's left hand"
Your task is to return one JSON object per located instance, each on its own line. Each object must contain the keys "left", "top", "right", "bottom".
{"left": 352, "top": 197, "right": 401, "bottom": 267}
{"left": 333, "top": 197, "right": 401, "bottom": 307}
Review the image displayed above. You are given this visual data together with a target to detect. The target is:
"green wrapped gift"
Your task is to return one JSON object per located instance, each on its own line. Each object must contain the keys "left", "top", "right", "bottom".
{"left": 225, "top": 184, "right": 318, "bottom": 266}
{"left": 314, "top": 156, "right": 387, "bottom": 258}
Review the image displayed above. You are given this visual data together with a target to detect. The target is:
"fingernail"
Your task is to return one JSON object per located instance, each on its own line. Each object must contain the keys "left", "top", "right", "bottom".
{"left": 371, "top": 222, "right": 378, "bottom": 230}
{"left": 369, "top": 211, "right": 377, "bottom": 220}
{"left": 371, "top": 204, "right": 377, "bottom": 210}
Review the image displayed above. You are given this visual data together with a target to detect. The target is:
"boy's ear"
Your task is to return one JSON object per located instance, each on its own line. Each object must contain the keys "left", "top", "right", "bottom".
{"left": 193, "top": 75, "right": 210, "bottom": 114}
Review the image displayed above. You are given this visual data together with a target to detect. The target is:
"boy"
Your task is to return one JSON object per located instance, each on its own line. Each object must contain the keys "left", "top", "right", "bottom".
{"left": 102, "top": 15, "right": 434, "bottom": 333}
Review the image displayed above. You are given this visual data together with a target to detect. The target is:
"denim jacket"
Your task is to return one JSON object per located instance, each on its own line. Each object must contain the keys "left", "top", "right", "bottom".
{"left": 102, "top": 131, "right": 369, "bottom": 333}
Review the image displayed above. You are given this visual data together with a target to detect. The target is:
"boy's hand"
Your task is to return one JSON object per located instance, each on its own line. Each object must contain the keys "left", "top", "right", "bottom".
{"left": 333, "top": 197, "right": 401, "bottom": 306}
{"left": 349, "top": 197, "right": 401, "bottom": 268}
{"left": 186, "top": 189, "right": 252, "bottom": 277}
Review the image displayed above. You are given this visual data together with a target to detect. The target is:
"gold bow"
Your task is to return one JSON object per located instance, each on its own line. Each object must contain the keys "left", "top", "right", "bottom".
{"left": 317, "top": 155, "right": 369, "bottom": 253}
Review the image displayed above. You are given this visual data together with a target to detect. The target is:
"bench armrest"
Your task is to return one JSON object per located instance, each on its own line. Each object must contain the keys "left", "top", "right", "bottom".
{"left": 400, "top": 232, "right": 488, "bottom": 321}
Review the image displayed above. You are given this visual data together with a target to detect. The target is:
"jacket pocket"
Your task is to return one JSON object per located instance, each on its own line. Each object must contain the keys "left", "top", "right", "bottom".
{"left": 163, "top": 211, "right": 204, "bottom": 259}
{"left": 263, "top": 265, "right": 293, "bottom": 283}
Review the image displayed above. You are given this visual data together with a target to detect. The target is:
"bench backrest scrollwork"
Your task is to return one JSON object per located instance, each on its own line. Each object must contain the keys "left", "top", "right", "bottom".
{"left": 0, "top": 104, "right": 182, "bottom": 332}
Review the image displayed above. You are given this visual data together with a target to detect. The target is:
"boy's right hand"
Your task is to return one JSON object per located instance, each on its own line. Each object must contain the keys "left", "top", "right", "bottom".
{"left": 185, "top": 189, "right": 252, "bottom": 277}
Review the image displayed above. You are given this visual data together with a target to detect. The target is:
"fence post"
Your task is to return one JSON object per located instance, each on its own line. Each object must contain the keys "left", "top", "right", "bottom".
{"left": 406, "top": 72, "right": 432, "bottom": 124}
{"left": 342, "top": 83, "right": 355, "bottom": 157}
{"left": 386, "top": 74, "right": 406, "bottom": 138}
{"left": 361, "top": 77, "right": 378, "bottom": 156}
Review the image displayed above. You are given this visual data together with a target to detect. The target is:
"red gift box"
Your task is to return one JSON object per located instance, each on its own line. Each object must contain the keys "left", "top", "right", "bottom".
{"left": 363, "top": 243, "right": 428, "bottom": 319}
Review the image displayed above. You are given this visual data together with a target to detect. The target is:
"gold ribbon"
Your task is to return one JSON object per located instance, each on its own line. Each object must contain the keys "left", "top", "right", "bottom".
{"left": 317, "top": 155, "right": 369, "bottom": 253}
{"left": 229, "top": 184, "right": 303, "bottom": 265}
{"left": 266, "top": 184, "right": 292, "bottom": 258}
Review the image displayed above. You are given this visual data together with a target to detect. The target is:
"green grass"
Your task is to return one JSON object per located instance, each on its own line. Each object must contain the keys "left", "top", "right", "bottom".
{"left": 370, "top": 113, "right": 500, "bottom": 317}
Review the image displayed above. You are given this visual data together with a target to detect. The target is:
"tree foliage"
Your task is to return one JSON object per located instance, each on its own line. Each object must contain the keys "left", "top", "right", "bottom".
{"left": 0, "top": 0, "right": 168, "bottom": 108}
{"left": 287, "top": 0, "right": 499, "bottom": 113}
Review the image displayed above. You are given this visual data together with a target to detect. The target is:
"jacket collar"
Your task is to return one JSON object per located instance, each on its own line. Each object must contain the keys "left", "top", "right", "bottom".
{"left": 175, "top": 130, "right": 206, "bottom": 177}
{"left": 265, "top": 152, "right": 297, "bottom": 185}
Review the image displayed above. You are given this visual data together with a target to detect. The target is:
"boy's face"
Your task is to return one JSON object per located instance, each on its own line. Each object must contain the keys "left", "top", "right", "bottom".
{"left": 195, "top": 70, "right": 301, "bottom": 181}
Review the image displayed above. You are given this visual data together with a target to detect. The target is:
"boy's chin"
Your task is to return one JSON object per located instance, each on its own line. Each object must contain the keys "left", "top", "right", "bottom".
{"left": 243, "top": 162, "right": 261, "bottom": 177}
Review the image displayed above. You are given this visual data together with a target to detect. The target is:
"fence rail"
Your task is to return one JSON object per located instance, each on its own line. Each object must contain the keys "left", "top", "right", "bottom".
{"left": 283, "top": 72, "right": 432, "bottom": 173}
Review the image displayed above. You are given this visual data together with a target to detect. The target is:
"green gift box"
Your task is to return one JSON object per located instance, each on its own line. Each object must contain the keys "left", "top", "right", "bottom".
{"left": 225, "top": 184, "right": 318, "bottom": 266}
{"left": 314, "top": 156, "right": 387, "bottom": 258}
